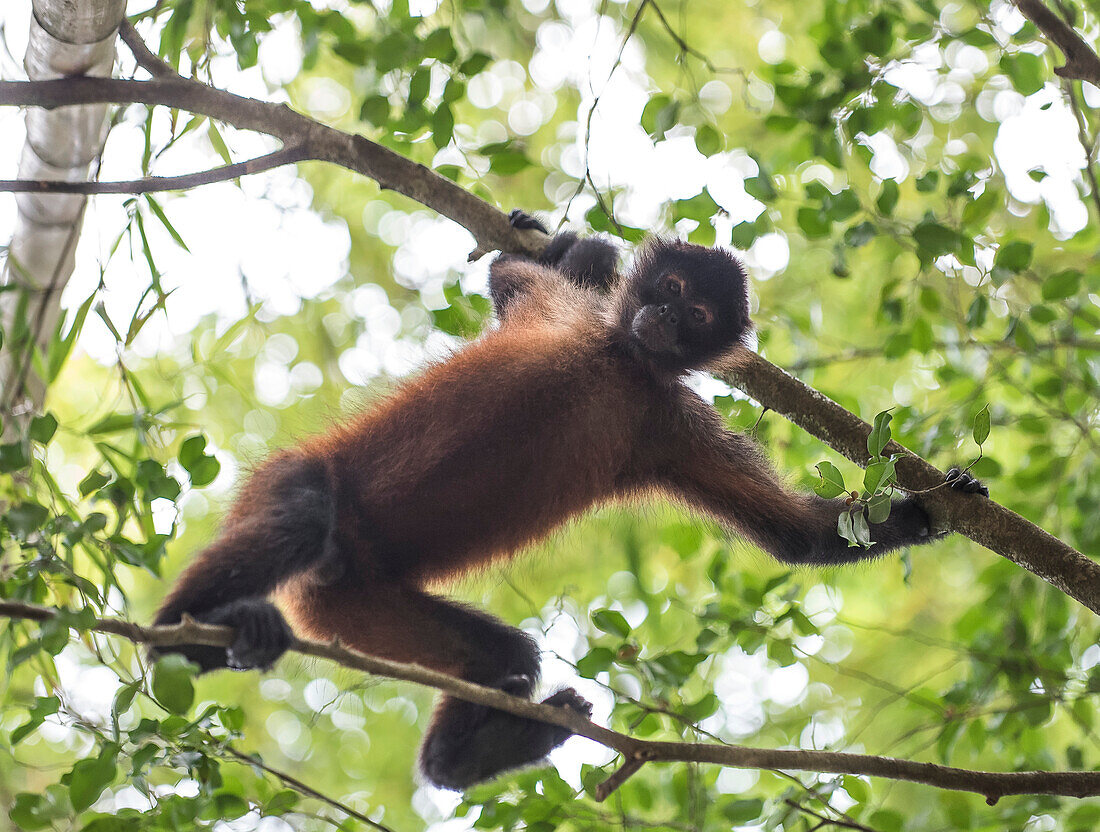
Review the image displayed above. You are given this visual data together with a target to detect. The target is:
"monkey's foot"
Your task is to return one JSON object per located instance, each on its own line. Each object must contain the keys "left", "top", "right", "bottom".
{"left": 508, "top": 208, "right": 549, "bottom": 234}
{"left": 539, "top": 687, "right": 594, "bottom": 745}
{"left": 945, "top": 467, "right": 989, "bottom": 497}
{"left": 205, "top": 598, "right": 293, "bottom": 670}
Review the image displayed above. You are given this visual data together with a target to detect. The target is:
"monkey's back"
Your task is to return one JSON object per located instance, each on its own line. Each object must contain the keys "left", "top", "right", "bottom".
{"left": 306, "top": 317, "right": 650, "bottom": 584}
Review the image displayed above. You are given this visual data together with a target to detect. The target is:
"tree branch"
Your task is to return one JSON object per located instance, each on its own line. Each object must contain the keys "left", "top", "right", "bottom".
{"left": 0, "top": 75, "right": 544, "bottom": 259}
{"left": 1013, "top": 0, "right": 1100, "bottom": 87}
{"left": 720, "top": 351, "right": 1100, "bottom": 614}
{"left": 0, "top": 146, "right": 310, "bottom": 194}
{"left": 3, "top": 599, "right": 1098, "bottom": 804}
{"left": 0, "top": 24, "right": 1095, "bottom": 612}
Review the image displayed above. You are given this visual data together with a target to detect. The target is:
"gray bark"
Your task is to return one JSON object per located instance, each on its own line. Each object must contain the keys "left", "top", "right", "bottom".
{"left": 1, "top": 0, "right": 125, "bottom": 419}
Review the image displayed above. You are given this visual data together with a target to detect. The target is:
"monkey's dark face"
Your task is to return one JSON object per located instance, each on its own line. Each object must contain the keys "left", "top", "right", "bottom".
{"left": 619, "top": 239, "right": 751, "bottom": 373}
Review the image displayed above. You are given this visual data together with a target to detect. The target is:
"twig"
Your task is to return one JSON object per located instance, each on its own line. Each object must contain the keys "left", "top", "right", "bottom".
{"left": 1013, "top": 0, "right": 1100, "bottom": 86}
{"left": 0, "top": 145, "right": 309, "bottom": 194}
{"left": 783, "top": 799, "right": 880, "bottom": 832}
{"left": 118, "top": 19, "right": 177, "bottom": 79}
{"left": 594, "top": 753, "right": 649, "bottom": 801}
{"left": 3, "top": 599, "right": 1099, "bottom": 804}
{"left": 224, "top": 746, "right": 396, "bottom": 832}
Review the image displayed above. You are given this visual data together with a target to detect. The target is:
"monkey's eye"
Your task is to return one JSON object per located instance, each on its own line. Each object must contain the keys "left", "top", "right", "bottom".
{"left": 662, "top": 275, "right": 683, "bottom": 296}
{"left": 690, "top": 306, "right": 712, "bottom": 325}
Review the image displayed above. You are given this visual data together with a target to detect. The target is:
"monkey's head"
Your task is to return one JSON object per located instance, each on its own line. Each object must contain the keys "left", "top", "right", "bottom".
{"left": 617, "top": 239, "right": 752, "bottom": 373}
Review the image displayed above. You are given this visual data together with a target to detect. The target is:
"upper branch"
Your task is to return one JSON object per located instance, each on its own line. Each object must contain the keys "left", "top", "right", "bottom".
{"left": 3, "top": 599, "right": 1098, "bottom": 804}
{"left": 1013, "top": 0, "right": 1100, "bottom": 86}
{"left": 0, "top": 74, "right": 544, "bottom": 259}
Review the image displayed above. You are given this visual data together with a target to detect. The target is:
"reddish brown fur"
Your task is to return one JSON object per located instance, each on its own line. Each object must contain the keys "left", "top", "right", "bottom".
{"left": 156, "top": 240, "right": 945, "bottom": 788}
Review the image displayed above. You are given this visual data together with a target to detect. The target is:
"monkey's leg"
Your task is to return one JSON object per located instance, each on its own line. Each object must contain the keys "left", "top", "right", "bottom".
{"left": 152, "top": 454, "right": 339, "bottom": 671}
{"left": 286, "top": 582, "right": 592, "bottom": 790}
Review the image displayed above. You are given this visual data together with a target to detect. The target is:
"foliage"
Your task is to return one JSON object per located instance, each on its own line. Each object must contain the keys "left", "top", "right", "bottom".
{"left": 2, "top": 0, "right": 1100, "bottom": 830}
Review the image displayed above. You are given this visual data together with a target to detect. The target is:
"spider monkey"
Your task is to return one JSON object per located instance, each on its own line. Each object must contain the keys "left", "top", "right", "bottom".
{"left": 152, "top": 211, "right": 987, "bottom": 790}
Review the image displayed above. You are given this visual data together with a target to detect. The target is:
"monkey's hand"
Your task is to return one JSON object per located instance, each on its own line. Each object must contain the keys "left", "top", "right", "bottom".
{"left": 508, "top": 208, "right": 549, "bottom": 234}
{"left": 925, "top": 467, "right": 990, "bottom": 537}
{"left": 945, "top": 467, "right": 989, "bottom": 497}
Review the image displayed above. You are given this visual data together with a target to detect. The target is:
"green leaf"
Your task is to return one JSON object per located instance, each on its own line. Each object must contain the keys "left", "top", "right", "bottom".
{"left": 592, "top": 609, "right": 631, "bottom": 638}
{"left": 863, "top": 457, "right": 897, "bottom": 494}
{"left": 152, "top": 655, "right": 196, "bottom": 715}
{"left": 912, "top": 221, "right": 958, "bottom": 258}
{"left": 992, "top": 240, "right": 1032, "bottom": 277}
{"left": 867, "top": 409, "right": 893, "bottom": 458}
{"left": 814, "top": 461, "right": 847, "bottom": 498}
{"left": 207, "top": 123, "right": 233, "bottom": 165}
{"left": 843, "top": 774, "right": 871, "bottom": 803}
{"left": 431, "top": 105, "right": 454, "bottom": 149}
{"left": 179, "top": 434, "right": 220, "bottom": 487}
{"left": 1042, "top": 269, "right": 1081, "bottom": 301}
{"left": 360, "top": 95, "right": 391, "bottom": 126}
{"left": 722, "top": 798, "right": 764, "bottom": 823}
{"left": 112, "top": 681, "right": 141, "bottom": 724}
{"left": 575, "top": 647, "right": 613, "bottom": 678}
{"left": 973, "top": 405, "right": 990, "bottom": 446}
{"left": 29, "top": 412, "right": 58, "bottom": 444}
{"left": 11, "top": 695, "right": 60, "bottom": 745}
{"left": 145, "top": 195, "right": 191, "bottom": 253}
{"left": 408, "top": 67, "right": 429, "bottom": 107}
{"left": 458, "top": 52, "right": 492, "bottom": 76}
{"left": 796, "top": 206, "right": 830, "bottom": 238}
{"left": 67, "top": 748, "right": 118, "bottom": 812}
{"left": 877, "top": 180, "right": 899, "bottom": 215}
{"left": 1000, "top": 51, "right": 1046, "bottom": 95}
{"left": 867, "top": 491, "right": 891, "bottom": 524}
{"left": 423, "top": 27, "right": 456, "bottom": 61}
{"left": 837, "top": 508, "right": 858, "bottom": 547}
{"left": 852, "top": 508, "right": 873, "bottom": 548}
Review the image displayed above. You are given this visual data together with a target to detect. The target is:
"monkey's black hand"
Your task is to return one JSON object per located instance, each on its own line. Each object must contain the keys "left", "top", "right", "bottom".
{"left": 508, "top": 209, "right": 549, "bottom": 234}
{"left": 945, "top": 467, "right": 989, "bottom": 497}
{"left": 204, "top": 598, "right": 293, "bottom": 671}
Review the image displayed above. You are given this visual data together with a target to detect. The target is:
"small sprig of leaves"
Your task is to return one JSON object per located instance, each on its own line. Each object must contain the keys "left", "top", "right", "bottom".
{"left": 815, "top": 409, "right": 901, "bottom": 548}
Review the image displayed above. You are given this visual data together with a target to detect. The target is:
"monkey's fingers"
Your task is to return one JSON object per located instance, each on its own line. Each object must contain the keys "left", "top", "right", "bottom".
{"left": 508, "top": 209, "right": 549, "bottom": 234}
{"left": 945, "top": 467, "right": 990, "bottom": 497}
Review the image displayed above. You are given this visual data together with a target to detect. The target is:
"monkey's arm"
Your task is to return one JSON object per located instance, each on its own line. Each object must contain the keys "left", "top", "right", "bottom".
{"left": 648, "top": 393, "right": 945, "bottom": 566}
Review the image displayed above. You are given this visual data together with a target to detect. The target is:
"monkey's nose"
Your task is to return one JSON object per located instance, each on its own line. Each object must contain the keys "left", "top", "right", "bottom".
{"left": 658, "top": 304, "right": 678, "bottom": 324}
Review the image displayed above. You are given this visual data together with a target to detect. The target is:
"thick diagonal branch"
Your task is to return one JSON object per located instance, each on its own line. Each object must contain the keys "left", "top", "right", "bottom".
{"left": 3, "top": 599, "right": 1098, "bottom": 804}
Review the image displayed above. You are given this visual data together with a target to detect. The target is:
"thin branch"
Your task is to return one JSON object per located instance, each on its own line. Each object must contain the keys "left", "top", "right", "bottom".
{"left": 224, "top": 746, "right": 396, "bottom": 832}
{"left": 3, "top": 600, "right": 1099, "bottom": 804}
{"left": 0, "top": 145, "right": 310, "bottom": 194}
{"left": 118, "top": 19, "right": 177, "bottom": 79}
{"left": 783, "top": 799, "right": 880, "bottom": 832}
{"left": 594, "top": 753, "right": 648, "bottom": 801}
{"left": 1013, "top": 0, "right": 1100, "bottom": 87}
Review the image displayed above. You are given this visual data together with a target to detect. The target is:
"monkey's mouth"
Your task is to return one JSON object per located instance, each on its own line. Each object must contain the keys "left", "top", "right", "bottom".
{"left": 630, "top": 308, "right": 682, "bottom": 356}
